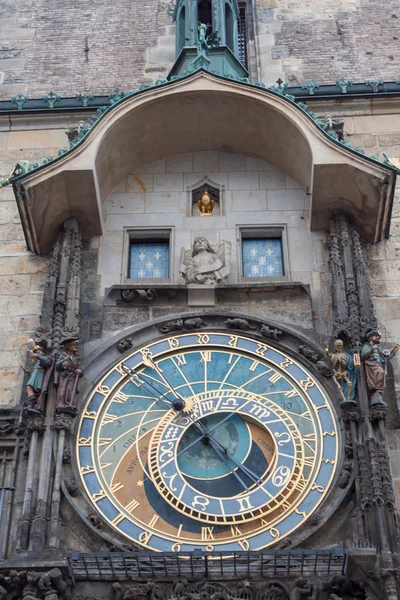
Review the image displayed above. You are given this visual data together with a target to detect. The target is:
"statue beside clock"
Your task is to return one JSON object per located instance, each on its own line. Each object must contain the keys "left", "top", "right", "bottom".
{"left": 76, "top": 329, "right": 340, "bottom": 553}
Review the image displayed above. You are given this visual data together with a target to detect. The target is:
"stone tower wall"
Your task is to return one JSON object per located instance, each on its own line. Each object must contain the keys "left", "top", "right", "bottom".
{"left": 1, "top": 0, "right": 400, "bottom": 99}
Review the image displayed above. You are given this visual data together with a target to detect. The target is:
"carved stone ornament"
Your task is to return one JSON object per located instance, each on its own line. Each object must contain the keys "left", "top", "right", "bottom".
{"left": 121, "top": 289, "right": 156, "bottom": 302}
{"left": 225, "top": 318, "right": 256, "bottom": 331}
{"left": 0, "top": 418, "right": 16, "bottom": 436}
{"left": 298, "top": 344, "right": 333, "bottom": 378}
{"left": 117, "top": 337, "right": 133, "bottom": 354}
{"left": 64, "top": 477, "right": 80, "bottom": 497}
{"left": 260, "top": 324, "right": 283, "bottom": 341}
{"left": 160, "top": 317, "right": 207, "bottom": 334}
{"left": 180, "top": 238, "right": 231, "bottom": 285}
{"left": 109, "top": 579, "right": 326, "bottom": 600}
{"left": 0, "top": 569, "right": 71, "bottom": 600}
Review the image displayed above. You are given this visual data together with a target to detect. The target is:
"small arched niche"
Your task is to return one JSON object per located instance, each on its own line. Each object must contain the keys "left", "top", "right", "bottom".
{"left": 187, "top": 176, "right": 224, "bottom": 216}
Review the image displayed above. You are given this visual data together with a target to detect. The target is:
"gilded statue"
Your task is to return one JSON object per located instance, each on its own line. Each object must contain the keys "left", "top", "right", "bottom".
{"left": 180, "top": 237, "right": 230, "bottom": 285}
{"left": 361, "top": 329, "right": 399, "bottom": 406}
{"left": 198, "top": 188, "right": 215, "bottom": 216}
{"left": 326, "top": 339, "right": 358, "bottom": 404}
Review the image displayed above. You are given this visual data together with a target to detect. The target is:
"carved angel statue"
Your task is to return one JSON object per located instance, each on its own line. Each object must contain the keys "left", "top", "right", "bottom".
{"left": 180, "top": 237, "right": 231, "bottom": 285}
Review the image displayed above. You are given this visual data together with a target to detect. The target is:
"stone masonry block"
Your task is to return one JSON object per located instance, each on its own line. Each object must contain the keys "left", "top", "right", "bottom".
{"left": 0, "top": 275, "right": 31, "bottom": 295}
{"left": 193, "top": 151, "right": 220, "bottom": 173}
{"left": 0, "top": 58, "right": 25, "bottom": 70}
{"left": 106, "top": 193, "right": 145, "bottom": 214}
{"left": 0, "top": 28, "right": 35, "bottom": 40}
{"left": 7, "top": 129, "right": 68, "bottom": 150}
{"left": 232, "top": 190, "right": 267, "bottom": 211}
{"left": 0, "top": 295, "right": 42, "bottom": 316}
{"left": 245, "top": 157, "right": 278, "bottom": 171}
{"left": 144, "top": 192, "right": 180, "bottom": 213}
{"left": 137, "top": 159, "right": 166, "bottom": 174}
{"left": 267, "top": 189, "right": 308, "bottom": 211}
{"left": 127, "top": 174, "right": 154, "bottom": 194}
{"left": 228, "top": 172, "right": 260, "bottom": 190}
{"left": 153, "top": 174, "right": 184, "bottom": 192}
{"left": 220, "top": 153, "right": 246, "bottom": 172}
{"left": 166, "top": 153, "right": 193, "bottom": 173}
{"left": 259, "top": 170, "right": 286, "bottom": 190}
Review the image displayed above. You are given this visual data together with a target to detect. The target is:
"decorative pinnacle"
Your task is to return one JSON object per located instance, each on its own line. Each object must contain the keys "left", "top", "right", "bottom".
{"left": 301, "top": 80, "right": 320, "bottom": 95}
{"left": 42, "top": 91, "right": 62, "bottom": 108}
{"left": 336, "top": 78, "right": 353, "bottom": 94}
{"left": 11, "top": 93, "right": 29, "bottom": 110}
{"left": 76, "top": 93, "right": 94, "bottom": 107}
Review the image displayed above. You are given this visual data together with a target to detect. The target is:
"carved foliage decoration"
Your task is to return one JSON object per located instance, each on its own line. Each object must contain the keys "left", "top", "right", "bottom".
{"left": 37, "top": 218, "right": 83, "bottom": 350}
{"left": 328, "top": 212, "right": 377, "bottom": 349}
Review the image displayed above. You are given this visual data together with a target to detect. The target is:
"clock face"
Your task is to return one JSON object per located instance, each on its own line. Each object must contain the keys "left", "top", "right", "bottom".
{"left": 76, "top": 332, "right": 340, "bottom": 552}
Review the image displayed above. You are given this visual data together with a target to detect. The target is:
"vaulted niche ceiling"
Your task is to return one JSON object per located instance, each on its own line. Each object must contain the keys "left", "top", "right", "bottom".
{"left": 14, "top": 72, "right": 396, "bottom": 253}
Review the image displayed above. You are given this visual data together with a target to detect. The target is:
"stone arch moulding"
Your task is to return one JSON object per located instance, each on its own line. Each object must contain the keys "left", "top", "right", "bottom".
{"left": 186, "top": 174, "right": 225, "bottom": 216}
{"left": 12, "top": 70, "right": 396, "bottom": 254}
{"left": 65, "top": 311, "right": 349, "bottom": 553}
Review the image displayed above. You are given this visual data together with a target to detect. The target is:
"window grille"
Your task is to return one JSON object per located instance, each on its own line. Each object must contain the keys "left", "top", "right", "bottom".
{"left": 129, "top": 242, "right": 169, "bottom": 279}
{"left": 242, "top": 239, "right": 284, "bottom": 278}
{"left": 238, "top": 3, "right": 248, "bottom": 68}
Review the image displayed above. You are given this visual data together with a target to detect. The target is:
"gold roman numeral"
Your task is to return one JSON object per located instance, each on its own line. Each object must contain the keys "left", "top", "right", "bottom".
{"left": 110, "top": 483, "right": 124, "bottom": 493}
{"left": 284, "top": 389, "right": 298, "bottom": 398}
{"left": 269, "top": 372, "right": 281, "bottom": 385}
{"left": 103, "top": 414, "right": 118, "bottom": 423}
{"left": 228, "top": 336, "right": 238, "bottom": 348}
{"left": 112, "top": 513, "right": 125, "bottom": 526}
{"left": 126, "top": 499, "right": 140, "bottom": 514}
{"left": 113, "top": 391, "right": 130, "bottom": 404}
{"left": 201, "top": 527, "right": 215, "bottom": 541}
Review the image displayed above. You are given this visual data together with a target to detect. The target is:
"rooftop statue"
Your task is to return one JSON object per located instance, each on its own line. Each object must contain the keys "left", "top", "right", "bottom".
{"left": 197, "top": 22, "right": 220, "bottom": 58}
{"left": 180, "top": 237, "right": 230, "bottom": 285}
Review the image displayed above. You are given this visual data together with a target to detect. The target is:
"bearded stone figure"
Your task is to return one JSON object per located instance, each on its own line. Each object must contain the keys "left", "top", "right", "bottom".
{"left": 180, "top": 237, "right": 231, "bottom": 285}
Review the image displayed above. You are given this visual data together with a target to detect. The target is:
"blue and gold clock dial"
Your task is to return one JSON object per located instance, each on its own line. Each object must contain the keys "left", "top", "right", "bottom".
{"left": 76, "top": 333, "right": 340, "bottom": 552}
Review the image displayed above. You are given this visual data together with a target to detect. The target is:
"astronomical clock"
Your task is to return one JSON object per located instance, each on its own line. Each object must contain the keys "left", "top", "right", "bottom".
{"left": 76, "top": 331, "right": 340, "bottom": 552}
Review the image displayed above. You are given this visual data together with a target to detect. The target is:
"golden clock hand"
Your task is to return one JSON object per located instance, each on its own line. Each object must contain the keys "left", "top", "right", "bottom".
{"left": 122, "top": 365, "right": 174, "bottom": 411}
{"left": 141, "top": 355, "right": 187, "bottom": 411}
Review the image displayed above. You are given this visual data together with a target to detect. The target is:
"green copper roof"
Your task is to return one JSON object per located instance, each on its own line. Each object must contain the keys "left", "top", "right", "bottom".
{"left": 1, "top": 67, "right": 398, "bottom": 189}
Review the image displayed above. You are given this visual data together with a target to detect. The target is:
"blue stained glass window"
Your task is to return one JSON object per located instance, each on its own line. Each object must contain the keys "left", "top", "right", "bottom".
{"left": 242, "top": 238, "right": 283, "bottom": 278}
{"left": 129, "top": 242, "right": 169, "bottom": 279}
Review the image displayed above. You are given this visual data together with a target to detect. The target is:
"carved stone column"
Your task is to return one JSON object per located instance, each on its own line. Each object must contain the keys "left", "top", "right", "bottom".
{"left": 18, "top": 413, "right": 44, "bottom": 552}
{"left": 17, "top": 218, "right": 83, "bottom": 556}
{"left": 329, "top": 211, "right": 399, "bottom": 600}
{"left": 46, "top": 408, "right": 77, "bottom": 551}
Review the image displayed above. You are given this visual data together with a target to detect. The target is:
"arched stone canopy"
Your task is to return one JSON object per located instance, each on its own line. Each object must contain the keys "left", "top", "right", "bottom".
{"left": 14, "top": 71, "right": 396, "bottom": 253}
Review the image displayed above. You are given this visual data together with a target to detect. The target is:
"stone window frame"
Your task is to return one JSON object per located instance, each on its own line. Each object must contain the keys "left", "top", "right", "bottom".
{"left": 122, "top": 227, "right": 175, "bottom": 284}
{"left": 237, "top": 224, "right": 290, "bottom": 283}
{"left": 186, "top": 175, "right": 226, "bottom": 216}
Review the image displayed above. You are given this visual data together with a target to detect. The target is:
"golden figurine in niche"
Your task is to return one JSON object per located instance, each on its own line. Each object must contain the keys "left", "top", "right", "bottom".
{"left": 198, "top": 188, "right": 215, "bottom": 216}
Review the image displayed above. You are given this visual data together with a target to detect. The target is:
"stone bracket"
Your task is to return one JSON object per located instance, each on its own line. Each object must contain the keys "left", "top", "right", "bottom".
{"left": 104, "top": 281, "right": 311, "bottom": 307}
